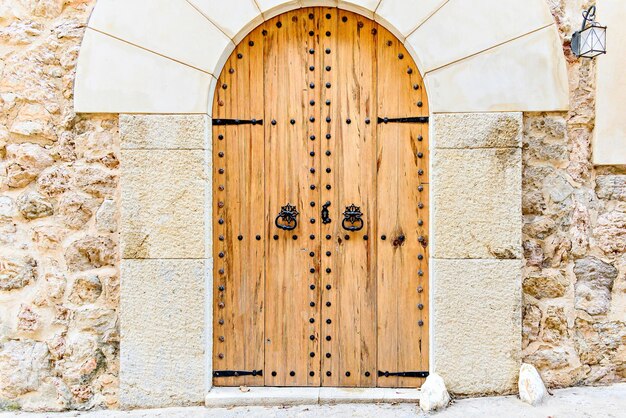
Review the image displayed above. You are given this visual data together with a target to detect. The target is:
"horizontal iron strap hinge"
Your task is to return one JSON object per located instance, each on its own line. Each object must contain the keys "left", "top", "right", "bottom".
{"left": 378, "top": 117, "right": 429, "bottom": 124}
{"left": 213, "top": 118, "right": 263, "bottom": 126}
{"left": 378, "top": 371, "right": 429, "bottom": 378}
{"left": 213, "top": 370, "right": 263, "bottom": 377}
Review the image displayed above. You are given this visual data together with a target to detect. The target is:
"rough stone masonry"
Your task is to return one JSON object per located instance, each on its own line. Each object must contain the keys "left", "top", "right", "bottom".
{"left": 0, "top": 0, "right": 624, "bottom": 412}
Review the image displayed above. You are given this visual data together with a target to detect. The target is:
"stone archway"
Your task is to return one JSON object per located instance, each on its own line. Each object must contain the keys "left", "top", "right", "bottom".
{"left": 74, "top": 0, "right": 569, "bottom": 409}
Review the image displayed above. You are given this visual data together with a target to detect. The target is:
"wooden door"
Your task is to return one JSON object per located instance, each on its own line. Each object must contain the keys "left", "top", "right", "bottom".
{"left": 212, "top": 8, "right": 429, "bottom": 388}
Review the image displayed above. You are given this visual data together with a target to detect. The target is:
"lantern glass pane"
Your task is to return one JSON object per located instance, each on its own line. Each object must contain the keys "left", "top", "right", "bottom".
{"left": 579, "top": 24, "right": 607, "bottom": 58}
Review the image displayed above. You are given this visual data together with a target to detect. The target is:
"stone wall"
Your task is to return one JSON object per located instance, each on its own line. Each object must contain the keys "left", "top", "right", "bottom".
{"left": 0, "top": 0, "right": 623, "bottom": 412}
{"left": 0, "top": 0, "right": 119, "bottom": 411}
{"left": 521, "top": 1, "right": 626, "bottom": 387}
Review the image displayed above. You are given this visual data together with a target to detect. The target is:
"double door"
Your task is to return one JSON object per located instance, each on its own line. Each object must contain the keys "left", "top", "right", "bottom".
{"left": 212, "top": 7, "right": 429, "bottom": 388}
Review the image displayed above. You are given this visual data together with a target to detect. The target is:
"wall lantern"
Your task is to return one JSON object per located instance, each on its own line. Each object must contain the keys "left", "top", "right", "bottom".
{"left": 571, "top": 5, "right": 607, "bottom": 58}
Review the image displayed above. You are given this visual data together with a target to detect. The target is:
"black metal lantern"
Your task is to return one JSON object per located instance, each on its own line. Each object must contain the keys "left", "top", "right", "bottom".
{"left": 571, "top": 6, "right": 607, "bottom": 58}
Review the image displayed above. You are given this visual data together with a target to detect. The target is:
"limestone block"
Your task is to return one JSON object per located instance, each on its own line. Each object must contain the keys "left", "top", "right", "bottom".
{"left": 523, "top": 304, "right": 541, "bottom": 345}
{"left": 0, "top": 256, "right": 37, "bottom": 291}
{"left": 121, "top": 149, "right": 207, "bottom": 259}
{"left": 96, "top": 199, "right": 117, "bottom": 233}
{"left": 16, "top": 191, "right": 53, "bottom": 220}
{"left": 88, "top": 0, "right": 231, "bottom": 74}
{"left": 0, "top": 340, "right": 49, "bottom": 399}
{"left": 5, "top": 143, "right": 53, "bottom": 189}
{"left": 120, "top": 115, "right": 208, "bottom": 150}
{"left": 574, "top": 256, "right": 617, "bottom": 316}
{"left": 432, "top": 259, "right": 522, "bottom": 395}
{"left": 523, "top": 269, "right": 568, "bottom": 299}
{"left": 120, "top": 259, "right": 206, "bottom": 408}
{"left": 37, "top": 165, "right": 72, "bottom": 197}
{"left": 595, "top": 211, "right": 626, "bottom": 255}
{"left": 406, "top": 0, "right": 554, "bottom": 73}
{"left": 57, "top": 193, "right": 95, "bottom": 229}
{"left": 433, "top": 113, "right": 522, "bottom": 149}
{"left": 65, "top": 236, "right": 117, "bottom": 272}
{"left": 524, "top": 346, "right": 569, "bottom": 371}
{"left": 74, "top": 29, "right": 212, "bottom": 114}
{"left": 68, "top": 275, "right": 103, "bottom": 305}
{"left": 425, "top": 26, "right": 569, "bottom": 113}
{"left": 596, "top": 175, "right": 626, "bottom": 201}
{"left": 432, "top": 148, "right": 522, "bottom": 260}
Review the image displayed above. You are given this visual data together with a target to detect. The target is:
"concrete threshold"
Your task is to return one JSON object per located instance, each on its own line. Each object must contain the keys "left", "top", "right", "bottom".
{"left": 205, "top": 387, "right": 421, "bottom": 408}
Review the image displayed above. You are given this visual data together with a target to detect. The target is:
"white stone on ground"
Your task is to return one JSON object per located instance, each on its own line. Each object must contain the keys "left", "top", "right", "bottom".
{"left": 518, "top": 363, "right": 547, "bottom": 406}
{"left": 420, "top": 372, "right": 451, "bottom": 412}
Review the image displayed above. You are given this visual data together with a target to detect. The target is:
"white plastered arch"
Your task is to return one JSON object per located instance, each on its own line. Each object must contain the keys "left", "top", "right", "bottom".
{"left": 74, "top": 0, "right": 569, "bottom": 114}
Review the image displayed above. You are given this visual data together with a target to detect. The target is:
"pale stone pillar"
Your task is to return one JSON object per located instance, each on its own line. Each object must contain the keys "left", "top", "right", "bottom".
{"left": 431, "top": 113, "right": 523, "bottom": 395}
{"left": 118, "top": 115, "right": 211, "bottom": 408}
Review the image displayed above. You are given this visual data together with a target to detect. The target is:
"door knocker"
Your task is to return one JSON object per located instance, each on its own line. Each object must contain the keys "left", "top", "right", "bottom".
{"left": 275, "top": 203, "right": 299, "bottom": 231}
{"left": 321, "top": 201, "right": 332, "bottom": 224}
{"left": 342, "top": 204, "right": 364, "bottom": 231}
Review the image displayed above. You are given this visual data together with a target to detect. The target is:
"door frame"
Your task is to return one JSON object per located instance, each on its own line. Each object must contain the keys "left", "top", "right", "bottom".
{"left": 76, "top": 0, "right": 568, "bottom": 408}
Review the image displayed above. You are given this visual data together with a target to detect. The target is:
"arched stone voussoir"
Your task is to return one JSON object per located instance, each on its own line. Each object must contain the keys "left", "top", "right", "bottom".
{"left": 187, "top": 0, "right": 264, "bottom": 44}
{"left": 87, "top": 0, "right": 233, "bottom": 74}
{"left": 74, "top": 0, "right": 569, "bottom": 114}
{"left": 405, "top": 0, "right": 556, "bottom": 74}
{"left": 375, "top": 0, "right": 446, "bottom": 41}
{"left": 338, "top": 0, "right": 379, "bottom": 18}
{"left": 74, "top": 29, "right": 215, "bottom": 114}
{"left": 257, "top": 0, "right": 302, "bottom": 19}
{"left": 424, "top": 25, "right": 569, "bottom": 113}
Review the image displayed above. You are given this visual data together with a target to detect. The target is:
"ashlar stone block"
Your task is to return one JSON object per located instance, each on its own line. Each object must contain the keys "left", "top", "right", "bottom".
{"left": 424, "top": 26, "right": 569, "bottom": 113}
{"left": 432, "top": 259, "right": 522, "bottom": 395}
{"left": 120, "top": 115, "right": 209, "bottom": 150}
{"left": 121, "top": 149, "right": 207, "bottom": 259}
{"left": 432, "top": 147, "right": 522, "bottom": 260}
{"left": 120, "top": 259, "right": 207, "bottom": 408}
{"left": 433, "top": 113, "right": 522, "bottom": 149}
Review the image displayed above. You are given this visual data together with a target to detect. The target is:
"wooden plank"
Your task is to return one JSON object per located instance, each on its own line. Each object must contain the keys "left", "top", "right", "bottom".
{"left": 376, "top": 25, "right": 429, "bottom": 388}
{"left": 375, "top": 27, "right": 400, "bottom": 389}
{"left": 318, "top": 6, "right": 339, "bottom": 388}
{"left": 306, "top": 7, "right": 323, "bottom": 386}
{"left": 212, "top": 24, "right": 265, "bottom": 387}
{"left": 321, "top": 9, "right": 378, "bottom": 387}
{"left": 263, "top": 9, "right": 321, "bottom": 386}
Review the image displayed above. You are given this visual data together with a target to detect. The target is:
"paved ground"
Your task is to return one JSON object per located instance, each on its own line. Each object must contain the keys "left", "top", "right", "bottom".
{"left": 2, "top": 383, "right": 625, "bottom": 418}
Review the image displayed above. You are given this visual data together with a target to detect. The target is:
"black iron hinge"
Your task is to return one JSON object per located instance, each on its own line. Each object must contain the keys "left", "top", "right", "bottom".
{"left": 378, "top": 370, "right": 429, "bottom": 378}
{"left": 377, "top": 117, "right": 429, "bottom": 124}
{"left": 213, "top": 118, "right": 263, "bottom": 126}
{"left": 213, "top": 370, "right": 263, "bottom": 378}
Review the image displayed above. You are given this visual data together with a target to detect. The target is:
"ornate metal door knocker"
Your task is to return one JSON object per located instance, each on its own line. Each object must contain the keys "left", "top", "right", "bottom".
{"left": 342, "top": 204, "right": 364, "bottom": 231}
{"left": 321, "top": 201, "right": 332, "bottom": 224}
{"left": 275, "top": 203, "right": 299, "bottom": 230}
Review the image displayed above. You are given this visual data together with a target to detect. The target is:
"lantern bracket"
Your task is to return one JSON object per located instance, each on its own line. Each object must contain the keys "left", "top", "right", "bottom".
{"left": 580, "top": 5, "right": 597, "bottom": 32}
{"left": 571, "top": 5, "right": 607, "bottom": 59}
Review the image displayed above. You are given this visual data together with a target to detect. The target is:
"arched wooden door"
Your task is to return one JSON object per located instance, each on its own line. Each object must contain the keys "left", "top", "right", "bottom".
{"left": 212, "top": 8, "right": 429, "bottom": 388}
